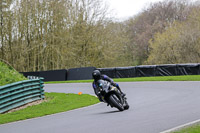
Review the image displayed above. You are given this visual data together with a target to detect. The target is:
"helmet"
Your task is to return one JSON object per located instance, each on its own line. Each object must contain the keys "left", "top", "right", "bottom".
{"left": 92, "top": 70, "right": 101, "bottom": 80}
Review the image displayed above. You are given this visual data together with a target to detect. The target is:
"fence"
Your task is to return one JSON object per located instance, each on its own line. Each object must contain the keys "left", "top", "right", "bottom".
{"left": 20, "top": 64, "right": 200, "bottom": 81}
{"left": 0, "top": 78, "right": 44, "bottom": 113}
{"left": 21, "top": 67, "right": 96, "bottom": 81}
{"left": 21, "top": 69, "right": 67, "bottom": 81}
{"left": 99, "top": 63, "right": 200, "bottom": 78}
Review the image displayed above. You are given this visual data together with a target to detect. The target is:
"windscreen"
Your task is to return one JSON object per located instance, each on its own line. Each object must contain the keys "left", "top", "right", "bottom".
{"left": 97, "top": 80, "right": 109, "bottom": 90}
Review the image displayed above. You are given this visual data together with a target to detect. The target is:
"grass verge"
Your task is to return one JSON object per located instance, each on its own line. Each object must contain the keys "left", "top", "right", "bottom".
{"left": 172, "top": 124, "right": 200, "bottom": 133}
{"left": 0, "top": 92, "right": 99, "bottom": 124}
{"left": 45, "top": 75, "right": 200, "bottom": 84}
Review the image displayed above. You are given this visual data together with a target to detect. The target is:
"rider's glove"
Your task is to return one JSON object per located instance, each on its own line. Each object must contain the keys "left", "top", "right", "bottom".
{"left": 111, "top": 82, "right": 118, "bottom": 87}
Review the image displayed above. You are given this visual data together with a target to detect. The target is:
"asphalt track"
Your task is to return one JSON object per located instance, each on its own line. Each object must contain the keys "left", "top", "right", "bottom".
{"left": 1, "top": 81, "right": 200, "bottom": 133}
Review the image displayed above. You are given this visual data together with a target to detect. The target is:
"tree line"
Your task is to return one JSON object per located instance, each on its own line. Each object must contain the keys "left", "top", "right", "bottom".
{"left": 0, "top": 0, "right": 200, "bottom": 72}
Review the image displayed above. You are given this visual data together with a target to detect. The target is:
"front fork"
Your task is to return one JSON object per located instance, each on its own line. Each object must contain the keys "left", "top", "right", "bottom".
{"left": 100, "top": 87, "right": 125, "bottom": 106}
{"left": 108, "top": 87, "right": 125, "bottom": 106}
{"left": 112, "top": 87, "right": 124, "bottom": 104}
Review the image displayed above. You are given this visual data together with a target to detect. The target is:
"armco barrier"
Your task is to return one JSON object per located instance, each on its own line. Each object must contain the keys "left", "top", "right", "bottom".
{"left": 0, "top": 78, "right": 44, "bottom": 113}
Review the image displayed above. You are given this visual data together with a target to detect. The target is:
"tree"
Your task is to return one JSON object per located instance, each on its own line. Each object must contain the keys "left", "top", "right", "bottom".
{"left": 1, "top": 0, "right": 121, "bottom": 71}
{"left": 0, "top": 0, "right": 13, "bottom": 61}
{"left": 125, "top": 0, "right": 193, "bottom": 65}
{"left": 147, "top": 7, "right": 200, "bottom": 64}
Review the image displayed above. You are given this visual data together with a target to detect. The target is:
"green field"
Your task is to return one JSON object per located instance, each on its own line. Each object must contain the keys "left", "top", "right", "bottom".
{"left": 0, "top": 93, "right": 99, "bottom": 124}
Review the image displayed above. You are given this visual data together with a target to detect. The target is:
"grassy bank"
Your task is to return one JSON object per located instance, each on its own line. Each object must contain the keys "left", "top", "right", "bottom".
{"left": 45, "top": 75, "right": 200, "bottom": 84}
{"left": 0, "top": 93, "right": 99, "bottom": 124}
{"left": 0, "top": 61, "right": 26, "bottom": 86}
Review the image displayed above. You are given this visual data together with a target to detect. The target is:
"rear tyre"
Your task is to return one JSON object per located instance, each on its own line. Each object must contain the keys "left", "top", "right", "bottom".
{"left": 108, "top": 94, "right": 124, "bottom": 111}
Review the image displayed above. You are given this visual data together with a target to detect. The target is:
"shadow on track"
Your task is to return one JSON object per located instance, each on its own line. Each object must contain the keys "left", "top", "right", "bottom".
{"left": 95, "top": 110, "right": 122, "bottom": 115}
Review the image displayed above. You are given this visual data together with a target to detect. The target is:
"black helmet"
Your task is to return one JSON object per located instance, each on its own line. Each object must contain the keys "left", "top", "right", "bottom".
{"left": 92, "top": 70, "right": 101, "bottom": 80}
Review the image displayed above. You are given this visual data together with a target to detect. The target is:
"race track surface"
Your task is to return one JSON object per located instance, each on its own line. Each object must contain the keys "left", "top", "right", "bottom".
{"left": 1, "top": 81, "right": 200, "bottom": 133}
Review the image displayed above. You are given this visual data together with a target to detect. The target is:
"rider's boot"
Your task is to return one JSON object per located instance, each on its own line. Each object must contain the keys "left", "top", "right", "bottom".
{"left": 121, "top": 92, "right": 126, "bottom": 98}
{"left": 116, "top": 86, "right": 126, "bottom": 97}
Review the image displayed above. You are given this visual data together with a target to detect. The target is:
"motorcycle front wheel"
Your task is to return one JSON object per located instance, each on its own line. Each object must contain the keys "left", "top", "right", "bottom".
{"left": 124, "top": 100, "right": 129, "bottom": 110}
{"left": 108, "top": 94, "right": 124, "bottom": 111}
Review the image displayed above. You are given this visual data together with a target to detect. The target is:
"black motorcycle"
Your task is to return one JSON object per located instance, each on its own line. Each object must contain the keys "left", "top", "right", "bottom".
{"left": 97, "top": 79, "right": 129, "bottom": 111}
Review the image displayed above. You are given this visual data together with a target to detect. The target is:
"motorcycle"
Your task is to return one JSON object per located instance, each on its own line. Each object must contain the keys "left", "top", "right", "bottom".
{"left": 97, "top": 79, "right": 129, "bottom": 111}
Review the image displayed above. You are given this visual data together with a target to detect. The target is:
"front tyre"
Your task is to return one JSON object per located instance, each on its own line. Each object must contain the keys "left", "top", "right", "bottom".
{"left": 124, "top": 100, "right": 129, "bottom": 110}
{"left": 108, "top": 94, "right": 124, "bottom": 111}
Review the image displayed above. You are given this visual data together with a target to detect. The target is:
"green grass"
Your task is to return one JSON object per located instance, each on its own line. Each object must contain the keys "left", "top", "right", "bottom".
{"left": 0, "top": 61, "right": 27, "bottom": 86}
{"left": 45, "top": 75, "right": 200, "bottom": 84}
{"left": 0, "top": 92, "right": 99, "bottom": 124}
{"left": 172, "top": 124, "right": 200, "bottom": 133}
{"left": 45, "top": 79, "right": 94, "bottom": 84}
{"left": 114, "top": 75, "right": 200, "bottom": 82}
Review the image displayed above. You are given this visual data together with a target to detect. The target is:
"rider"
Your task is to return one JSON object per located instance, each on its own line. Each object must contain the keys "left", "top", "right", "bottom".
{"left": 92, "top": 69, "right": 125, "bottom": 102}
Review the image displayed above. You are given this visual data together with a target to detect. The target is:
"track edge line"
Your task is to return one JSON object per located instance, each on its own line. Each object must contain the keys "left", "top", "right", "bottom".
{"left": 160, "top": 119, "right": 200, "bottom": 133}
